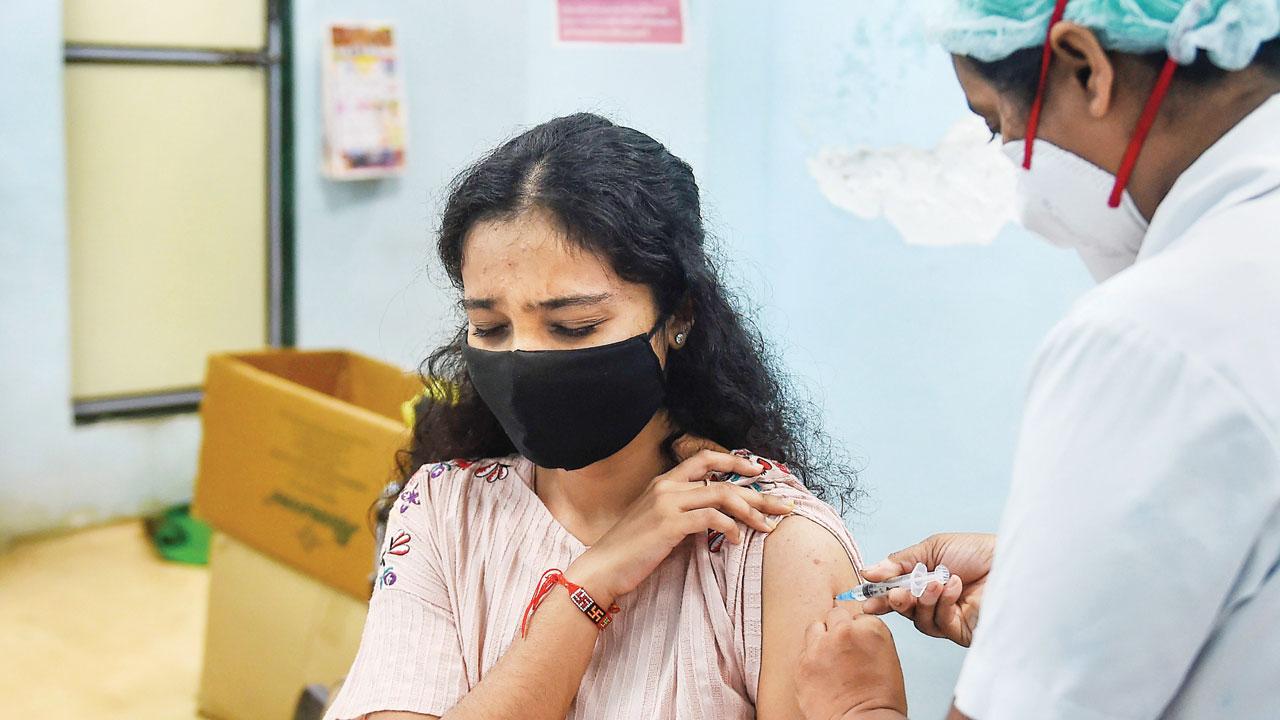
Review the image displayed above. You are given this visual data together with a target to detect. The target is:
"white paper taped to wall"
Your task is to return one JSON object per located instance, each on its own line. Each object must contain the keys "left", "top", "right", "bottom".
{"left": 807, "top": 116, "right": 1016, "bottom": 247}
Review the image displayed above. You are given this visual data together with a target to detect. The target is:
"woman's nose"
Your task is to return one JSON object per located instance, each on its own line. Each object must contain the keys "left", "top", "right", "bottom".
{"left": 506, "top": 328, "right": 554, "bottom": 353}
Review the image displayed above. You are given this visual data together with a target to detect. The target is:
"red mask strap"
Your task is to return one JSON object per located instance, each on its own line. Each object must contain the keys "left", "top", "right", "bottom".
{"left": 1108, "top": 56, "right": 1178, "bottom": 207}
{"left": 1024, "top": 0, "right": 1072, "bottom": 169}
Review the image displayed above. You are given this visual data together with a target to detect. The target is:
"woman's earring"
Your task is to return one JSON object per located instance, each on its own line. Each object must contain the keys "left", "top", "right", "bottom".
{"left": 674, "top": 332, "right": 687, "bottom": 347}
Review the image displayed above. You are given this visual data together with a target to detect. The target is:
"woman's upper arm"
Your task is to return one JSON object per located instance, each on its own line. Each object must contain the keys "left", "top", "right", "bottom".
{"left": 324, "top": 465, "right": 468, "bottom": 719}
{"left": 755, "top": 514, "right": 860, "bottom": 720}
{"left": 367, "top": 712, "right": 440, "bottom": 720}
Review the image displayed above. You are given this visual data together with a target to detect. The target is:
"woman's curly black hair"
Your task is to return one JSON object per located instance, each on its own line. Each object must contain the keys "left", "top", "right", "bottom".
{"left": 374, "top": 112, "right": 858, "bottom": 527}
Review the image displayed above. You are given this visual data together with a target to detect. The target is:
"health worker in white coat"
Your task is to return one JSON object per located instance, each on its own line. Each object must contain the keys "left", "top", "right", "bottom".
{"left": 792, "top": 2, "right": 1280, "bottom": 719}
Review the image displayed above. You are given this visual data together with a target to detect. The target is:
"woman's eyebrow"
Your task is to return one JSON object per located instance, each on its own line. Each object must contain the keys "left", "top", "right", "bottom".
{"left": 461, "top": 297, "right": 495, "bottom": 310}
{"left": 536, "top": 292, "right": 615, "bottom": 310}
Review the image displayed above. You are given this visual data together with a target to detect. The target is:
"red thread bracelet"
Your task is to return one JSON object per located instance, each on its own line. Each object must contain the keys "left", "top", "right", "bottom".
{"left": 520, "top": 568, "right": 620, "bottom": 638}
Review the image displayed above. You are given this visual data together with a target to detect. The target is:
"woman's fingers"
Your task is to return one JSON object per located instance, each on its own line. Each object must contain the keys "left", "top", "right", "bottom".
{"left": 740, "top": 487, "right": 796, "bottom": 516}
{"left": 685, "top": 507, "right": 742, "bottom": 544}
{"left": 714, "top": 491, "right": 778, "bottom": 534}
{"left": 679, "top": 483, "right": 793, "bottom": 533}
{"left": 656, "top": 455, "right": 796, "bottom": 543}
{"left": 667, "top": 449, "right": 762, "bottom": 483}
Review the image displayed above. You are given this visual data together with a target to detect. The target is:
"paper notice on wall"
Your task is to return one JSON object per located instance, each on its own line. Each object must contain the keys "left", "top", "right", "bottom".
{"left": 323, "top": 23, "right": 407, "bottom": 180}
{"left": 556, "top": 0, "right": 685, "bottom": 44}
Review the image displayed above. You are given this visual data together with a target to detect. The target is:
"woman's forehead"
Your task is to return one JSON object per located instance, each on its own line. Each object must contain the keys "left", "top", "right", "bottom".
{"left": 459, "top": 212, "right": 631, "bottom": 307}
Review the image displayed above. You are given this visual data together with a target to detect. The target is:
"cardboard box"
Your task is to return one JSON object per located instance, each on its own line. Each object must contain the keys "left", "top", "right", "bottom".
{"left": 198, "top": 533, "right": 368, "bottom": 720}
{"left": 194, "top": 349, "right": 421, "bottom": 600}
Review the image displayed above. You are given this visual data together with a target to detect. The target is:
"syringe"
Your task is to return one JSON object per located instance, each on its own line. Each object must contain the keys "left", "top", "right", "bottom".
{"left": 836, "top": 562, "right": 951, "bottom": 602}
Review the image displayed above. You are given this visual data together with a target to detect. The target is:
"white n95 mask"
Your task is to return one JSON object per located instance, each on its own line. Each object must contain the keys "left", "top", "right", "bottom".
{"left": 1001, "top": 140, "right": 1149, "bottom": 282}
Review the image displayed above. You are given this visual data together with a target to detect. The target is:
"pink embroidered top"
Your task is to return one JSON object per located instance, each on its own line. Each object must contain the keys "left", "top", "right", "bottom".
{"left": 324, "top": 453, "right": 862, "bottom": 720}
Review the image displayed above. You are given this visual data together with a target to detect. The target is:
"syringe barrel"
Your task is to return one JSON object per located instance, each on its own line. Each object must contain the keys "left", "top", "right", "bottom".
{"left": 844, "top": 580, "right": 902, "bottom": 601}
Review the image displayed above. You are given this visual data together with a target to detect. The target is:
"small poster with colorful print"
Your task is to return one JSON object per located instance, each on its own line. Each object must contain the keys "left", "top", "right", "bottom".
{"left": 323, "top": 22, "right": 408, "bottom": 179}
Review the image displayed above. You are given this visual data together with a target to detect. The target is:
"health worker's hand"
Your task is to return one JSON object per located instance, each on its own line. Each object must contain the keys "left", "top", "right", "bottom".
{"left": 861, "top": 532, "right": 995, "bottom": 648}
{"left": 567, "top": 450, "right": 794, "bottom": 604}
{"left": 796, "top": 607, "right": 907, "bottom": 720}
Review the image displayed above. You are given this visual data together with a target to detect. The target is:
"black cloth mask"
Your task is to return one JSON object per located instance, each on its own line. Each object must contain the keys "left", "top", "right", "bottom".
{"left": 462, "top": 327, "right": 667, "bottom": 470}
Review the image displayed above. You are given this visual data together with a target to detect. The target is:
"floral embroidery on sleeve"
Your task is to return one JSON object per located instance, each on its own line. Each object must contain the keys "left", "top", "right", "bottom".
{"left": 398, "top": 479, "right": 421, "bottom": 514}
{"left": 387, "top": 531, "right": 411, "bottom": 556}
{"left": 474, "top": 460, "right": 512, "bottom": 483}
{"left": 379, "top": 565, "right": 398, "bottom": 588}
{"left": 377, "top": 530, "right": 412, "bottom": 589}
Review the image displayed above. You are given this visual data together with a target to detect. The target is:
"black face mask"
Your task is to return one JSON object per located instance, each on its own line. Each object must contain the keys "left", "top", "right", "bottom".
{"left": 462, "top": 327, "right": 667, "bottom": 471}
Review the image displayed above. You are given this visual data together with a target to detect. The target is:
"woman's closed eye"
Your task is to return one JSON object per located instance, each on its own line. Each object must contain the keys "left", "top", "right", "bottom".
{"left": 552, "top": 321, "right": 604, "bottom": 338}
{"left": 468, "top": 320, "right": 605, "bottom": 341}
{"left": 470, "top": 323, "right": 508, "bottom": 339}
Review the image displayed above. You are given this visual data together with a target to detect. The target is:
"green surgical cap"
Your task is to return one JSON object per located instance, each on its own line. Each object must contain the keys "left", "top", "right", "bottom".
{"left": 929, "top": 0, "right": 1280, "bottom": 70}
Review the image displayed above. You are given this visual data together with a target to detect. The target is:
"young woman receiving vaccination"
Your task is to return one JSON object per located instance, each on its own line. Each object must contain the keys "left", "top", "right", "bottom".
{"left": 323, "top": 113, "right": 868, "bottom": 720}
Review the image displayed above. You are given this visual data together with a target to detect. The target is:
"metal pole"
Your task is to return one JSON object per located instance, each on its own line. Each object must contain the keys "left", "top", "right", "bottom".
{"left": 267, "top": 0, "right": 285, "bottom": 347}
{"left": 63, "top": 45, "right": 268, "bottom": 66}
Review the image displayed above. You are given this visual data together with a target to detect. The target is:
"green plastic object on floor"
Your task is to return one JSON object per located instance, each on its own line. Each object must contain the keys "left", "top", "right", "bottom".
{"left": 145, "top": 503, "right": 212, "bottom": 565}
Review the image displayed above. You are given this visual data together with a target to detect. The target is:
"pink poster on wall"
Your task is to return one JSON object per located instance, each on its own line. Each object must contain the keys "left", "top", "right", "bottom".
{"left": 556, "top": 0, "right": 685, "bottom": 45}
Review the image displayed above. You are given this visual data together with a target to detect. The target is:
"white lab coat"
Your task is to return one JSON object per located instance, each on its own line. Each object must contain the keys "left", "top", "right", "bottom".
{"left": 953, "top": 94, "right": 1280, "bottom": 720}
